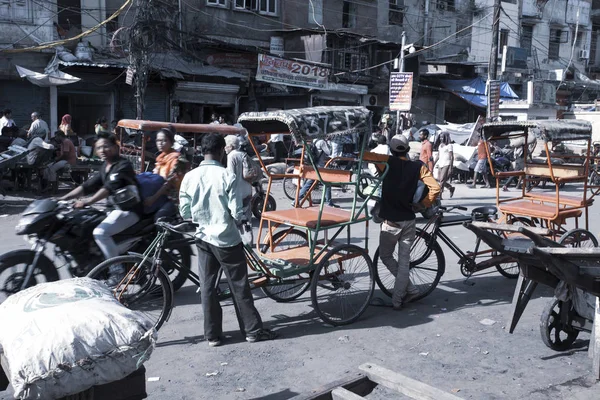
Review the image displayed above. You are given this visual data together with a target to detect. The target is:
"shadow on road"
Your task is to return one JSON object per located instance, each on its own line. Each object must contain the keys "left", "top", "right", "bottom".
{"left": 247, "top": 389, "right": 299, "bottom": 400}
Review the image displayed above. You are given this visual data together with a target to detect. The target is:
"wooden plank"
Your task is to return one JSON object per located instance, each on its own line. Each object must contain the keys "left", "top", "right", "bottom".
{"left": 290, "top": 374, "right": 374, "bottom": 400}
{"left": 592, "top": 297, "right": 600, "bottom": 380}
{"left": 538, "top": 247, "right": 600, "bottom": 256}
{"left": 470, "top": 221, "right": 551, "bottom": 236}
{"left": 332, "top": 387, "right": 365, "bottom": 400}
{"left": 359, "top": 363, "right": 464, "bottom": 400}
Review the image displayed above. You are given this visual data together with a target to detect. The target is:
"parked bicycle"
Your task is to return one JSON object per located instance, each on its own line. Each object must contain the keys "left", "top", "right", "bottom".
{"left": 373, "top": 205, "right": 528, "bottom": 299}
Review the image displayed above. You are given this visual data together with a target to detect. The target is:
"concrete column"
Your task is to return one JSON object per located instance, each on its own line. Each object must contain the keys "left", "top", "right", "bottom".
{"left": 49, "top": 85, "right": 57, "bottom": 133}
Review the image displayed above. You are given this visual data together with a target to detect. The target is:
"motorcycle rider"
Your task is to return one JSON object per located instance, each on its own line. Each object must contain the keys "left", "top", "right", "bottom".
{"left": 59, "top": 132, "right": 143, "bottom": 284}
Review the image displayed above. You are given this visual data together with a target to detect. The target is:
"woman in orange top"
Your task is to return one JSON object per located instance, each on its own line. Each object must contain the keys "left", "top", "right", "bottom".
{"left": 145, "top": 126, "right": 187, "bottom": 220}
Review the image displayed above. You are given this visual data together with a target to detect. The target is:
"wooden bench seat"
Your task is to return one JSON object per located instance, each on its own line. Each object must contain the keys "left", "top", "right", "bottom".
{"left": 499, "top": 200, "right": 582, "bottom": 221}
{"left": 262, "top": 206, "right": 366, "bottom": 229}
{"left": 525, "top": 192, "right": 594, "bottom": 207}
{"left": 525, "top": 163, "right": 586, "bottom": 179}
{"left": 301, "top": 165, "right": 353, "bottom": 183}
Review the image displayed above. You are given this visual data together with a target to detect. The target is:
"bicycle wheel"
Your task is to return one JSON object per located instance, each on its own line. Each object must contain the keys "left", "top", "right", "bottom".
{"left": 588, "top": 170, "right": 600, "bottom": 196}
{"left": 311, "top": 244, "right": 374, "bottom": 326}
{"left": 259, "top": 228, "right": 310, "bottom": 302}
{"left": 558, "top": 228, "right": 598, "bottom": 248}
{"left": 282, "top": 177, "right": 297, "bottom": 201}
{"left": 374, "top": 229, "right": 445, "bottom": 301}
{"left": 162, "top": 233, "right": 193, "bottom": 292}
{"left": 87, "top": 255, "right": 174, "bottom": 331}
{"left": 493, "top": 217, "right": 533, "bottom": 278}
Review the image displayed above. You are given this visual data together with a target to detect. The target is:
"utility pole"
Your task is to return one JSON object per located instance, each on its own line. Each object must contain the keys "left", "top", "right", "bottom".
{"left": 396, "top": 31, "right": 406, "bottom": 137}
{"left": 488, "top": 0, "right": 501, "bottom": 82}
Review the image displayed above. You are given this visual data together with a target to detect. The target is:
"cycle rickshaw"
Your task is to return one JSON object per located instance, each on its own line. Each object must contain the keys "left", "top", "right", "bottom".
{"left": 89, "top": 106, "right": 399, "bottom": 329}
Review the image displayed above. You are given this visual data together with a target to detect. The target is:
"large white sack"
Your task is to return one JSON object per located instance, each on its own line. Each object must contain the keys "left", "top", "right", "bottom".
{"left": 0, "top": 278, "right": 157, "bottom": 400}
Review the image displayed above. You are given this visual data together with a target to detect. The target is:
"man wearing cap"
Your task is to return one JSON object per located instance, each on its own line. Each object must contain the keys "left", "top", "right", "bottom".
{"left": 379, "top": 134, "right": 440, "bottom": 310}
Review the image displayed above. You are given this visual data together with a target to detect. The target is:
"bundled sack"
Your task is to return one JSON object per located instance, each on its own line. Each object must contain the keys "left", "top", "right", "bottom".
{"left": 0, "top": 278, "right": 157, "bottom": 400}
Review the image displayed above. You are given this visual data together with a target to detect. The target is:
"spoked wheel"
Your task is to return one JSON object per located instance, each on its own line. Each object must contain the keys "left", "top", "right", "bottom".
{"left": 493, "top": 217, "right": 534, "bottom": 278}
{"left": 588, "top": 169, "right": 600, "bottom": 196}
{"left": 374, "top": 229, "right": 445, "bottom": 301}
{"left": 259, "top": 228, "right": 310, "bottom": 302}
{"left": 310, "top": 244, "right": 374, "bottom": 326}
{"left": 87, "top": 255, "right": 174, "bottom": 331}
{"left": 558, "top": 228, "right": 598, "bottom": 248}
{"left": 282, "top": 177, "right": 297, "bottom": 201}
{"left": 540, "top": 297, "right": 580, "bottom": 351}
{"left": 0, "top": 250, "right": 59, "bottom": 304}
{"left": 157, "top": 233, "right": 193, "bottom": 292}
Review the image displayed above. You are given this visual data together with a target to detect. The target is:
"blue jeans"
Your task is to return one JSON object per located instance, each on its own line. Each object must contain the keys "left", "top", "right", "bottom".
{"left": 299, "top": 179, "right": 332, "bottom": 204}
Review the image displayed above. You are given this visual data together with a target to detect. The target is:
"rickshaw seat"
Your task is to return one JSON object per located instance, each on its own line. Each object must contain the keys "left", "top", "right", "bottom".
{"left": 525, "top": 192, "right": 593, "bottom": 207}
{"left": 499, "top": 200, "right": 582, "bottom": 221}
{"left": 301, "top": 166, "right": 353, "bottom": 183}
{"left": 262, "top": 206, "right": 366, "bottom": 229}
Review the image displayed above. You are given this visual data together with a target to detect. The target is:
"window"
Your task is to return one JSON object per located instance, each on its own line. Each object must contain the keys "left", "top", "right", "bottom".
{"left": 521, "top": 25, "right": 533, "bottom": 56}
{"left": 342, "top": 1, "right": 356, "bottom": 29}
{"left": 549, "top": 29, "right": 562, "bottom": 60}
{"left": 0, "top": 0, "right": 31, "bottom": 22}
{"left": 207, "top": 0, "right": 227, "bottom": 6}
{"left": 235, "top": 0, "right": 257, "bottom": 10}
{"left": 576, "top": 31, "right": 586, "bottom": 48}
{"left": 259, "top": 0, "right": 276, "bottom": 15}
{"left": 57, "top": 0, "right": 82, "bottom": 31}
{"left": 337, "top": 51, "right": 369, "bottom": 72}
{"left": 308, "top": 0, "right": 323, "bottom": 25}
{"left": 389, "top": 0, "right": 404, "bottom": 26}
{"left": 499, "top": 29, "right": 509, "bottom": 54}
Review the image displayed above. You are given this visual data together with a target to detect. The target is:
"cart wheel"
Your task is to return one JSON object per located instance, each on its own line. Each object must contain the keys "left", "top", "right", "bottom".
{"left": 540, "top": 297, "right": 580, "bottom": 351}
{"left": 373, "top": 229, "right": 445, "bottom": 301}
{"left": 558, "top": 229, "right": 598, "bottom": 248}
{"left": 259, "top": 228, "right": 310, "bottom": 302}
{"left": 310, "top": 244, "right": 374, "bottom": 326}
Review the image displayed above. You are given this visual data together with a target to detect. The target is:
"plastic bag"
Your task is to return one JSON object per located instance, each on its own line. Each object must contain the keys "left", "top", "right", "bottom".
{"left": 0, "top": 278, "right": 157, "bottom": 400}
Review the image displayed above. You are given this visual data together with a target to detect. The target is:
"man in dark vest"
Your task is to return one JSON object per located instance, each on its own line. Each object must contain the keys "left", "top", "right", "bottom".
{"left": 378, "top": 134, "right": 440, "bottom": 310}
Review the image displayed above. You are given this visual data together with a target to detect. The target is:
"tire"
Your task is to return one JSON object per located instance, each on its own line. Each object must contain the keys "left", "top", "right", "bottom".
{"left": 557, "top": 228, "right": 598, "bottom": 248}
{"left": 259, "top": 228, "right": 310, "bottom": 302}
{"left": 310, "top": 244, "right": 374, "bottom": 326}
{"left": 87, "top": 255, "right": 174, "bottom": 331}
{"left": 282, "top": 177, "right": 297, "bottom": 201}
{"left": 162, "top": 234, "right": 193, "bottom": 292}
{"left": 588, "top": 170, "right": 600, "bottom": 196}
{"left": 252, "top": 194, "right": 276, "bottom": 219}
{"left": 374, "top": 229, "right": 445, "bottom": 301}
{"left": 494, "top": 217, "right": 534, "bottom": 278}
{"left": 540, "top": 297, "right": 580, "bottom": 351}
{"left": 0, "top": 250, "right": 59, "bottom": 303}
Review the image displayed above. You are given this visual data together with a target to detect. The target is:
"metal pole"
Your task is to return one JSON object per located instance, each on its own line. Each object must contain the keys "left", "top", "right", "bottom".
{"left": 396, "top": 31, "right": 406, "bottom": 137}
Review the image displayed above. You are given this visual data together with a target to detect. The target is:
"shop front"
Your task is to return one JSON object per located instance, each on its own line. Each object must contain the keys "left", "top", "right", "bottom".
{"left": 174, "top": 81, "right": 241, "bottom": 124}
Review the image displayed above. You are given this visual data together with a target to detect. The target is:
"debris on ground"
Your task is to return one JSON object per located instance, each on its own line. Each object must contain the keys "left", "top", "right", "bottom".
{"left": 338, "top": 335, "right": 350, "bottom": 343}
{"left": 206, "top": 372, "right": 219, "bottom": 377}
{"left": 479, "top": 318, "right": 497, "bottom": 326}
{"left": 147, "top": 377, "right": 160, "bottom": 382}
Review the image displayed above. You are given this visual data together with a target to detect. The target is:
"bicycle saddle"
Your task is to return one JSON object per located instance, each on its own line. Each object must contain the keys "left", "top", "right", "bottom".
{"left": 471, "top": 206, "right": 498, "bottom": 217}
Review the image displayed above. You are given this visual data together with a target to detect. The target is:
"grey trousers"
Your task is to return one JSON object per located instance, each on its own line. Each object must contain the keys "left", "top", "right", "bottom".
{"left": 379, "top": 219, "right": 419, "bottom": 306}
{"left": 43, "top": 160, "right": 69, "bottom": 182}
{"left": 196, "top": 240, "right": 262, "bottom": 340}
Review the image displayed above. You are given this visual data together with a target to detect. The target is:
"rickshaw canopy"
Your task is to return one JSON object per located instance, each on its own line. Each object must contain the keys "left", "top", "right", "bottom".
{"left": 237, "top": 106, "right": 372, "bottom": 143}
{"left": 116, "top": 120, "right": 245, "bottom": 135}
{"left": 482, "top": 120, "right": 592, "bottom": 143}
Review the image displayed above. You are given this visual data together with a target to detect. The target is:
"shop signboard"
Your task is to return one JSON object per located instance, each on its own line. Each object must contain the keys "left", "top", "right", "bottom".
{"left": 389, "top": 72, "right": 413, "bottom": 111}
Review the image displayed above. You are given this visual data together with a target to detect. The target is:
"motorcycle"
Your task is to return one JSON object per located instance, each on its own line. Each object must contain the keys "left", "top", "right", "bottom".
{"left": 0, "top": 199, "right": 193, "bottom": 302}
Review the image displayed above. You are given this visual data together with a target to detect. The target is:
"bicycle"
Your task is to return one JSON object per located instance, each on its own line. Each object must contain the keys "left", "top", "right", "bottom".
{"left": 373, "top": 205, "right": 528, "bottom": 299}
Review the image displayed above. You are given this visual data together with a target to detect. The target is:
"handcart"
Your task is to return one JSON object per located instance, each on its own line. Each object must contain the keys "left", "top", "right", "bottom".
{"left": 0, "top": 145, "right": 29, "bottom": 196}
{"left": 482, "top": 120, "right": 597, "bottom": 237}
{"left": 464, "top": 221, "right": 600, "bottom": 378}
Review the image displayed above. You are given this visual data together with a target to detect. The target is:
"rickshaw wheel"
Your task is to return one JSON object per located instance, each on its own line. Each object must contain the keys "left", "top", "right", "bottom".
{"left": 310, "top": 244, "right": 374, "bottom": 326}
{"left": 373, "top": 229, "right": 445, "bottom": 301}
{"left": 259, "top": 229, "right": 310, "bottom": 302}
{"left": 558, "top": 229, "right": 599, "bottom": 248}
{"left": 282, "top": 177, "right": 297, "bottom": 200}
{"left": 540, "top": 297, "right": 580, "bottom": 351}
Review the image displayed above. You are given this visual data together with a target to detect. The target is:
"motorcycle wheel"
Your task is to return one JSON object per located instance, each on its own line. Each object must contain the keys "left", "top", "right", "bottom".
{"left": 0, "top": 250, "right": 59, "bottom": 303}
{"left": 252, "top": 194, "right": 276, "bottom": 219}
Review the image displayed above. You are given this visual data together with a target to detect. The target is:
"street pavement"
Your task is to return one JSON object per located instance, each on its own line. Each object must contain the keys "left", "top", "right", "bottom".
{"left": 1, "top": 181, "right": 600, "bottom": 399}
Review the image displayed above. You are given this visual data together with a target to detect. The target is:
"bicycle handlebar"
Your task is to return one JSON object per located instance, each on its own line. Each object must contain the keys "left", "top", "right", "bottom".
{"left": 438, "top": 205, "right": 467, "bottom": 212}
{"left": 156, "top": 219, "right": 196, "bottom": 234}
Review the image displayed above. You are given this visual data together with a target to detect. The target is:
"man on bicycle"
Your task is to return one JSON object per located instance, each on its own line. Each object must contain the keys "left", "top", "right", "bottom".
{"left": 378, "top": 134, "right": 440, "bottom": 310}
{"left": 179, "top": 133, "right": 277, "bottom": 347}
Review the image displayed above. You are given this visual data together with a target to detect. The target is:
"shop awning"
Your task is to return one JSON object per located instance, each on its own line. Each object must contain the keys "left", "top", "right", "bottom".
{"left": 15, "top": 65, "right": 80, "bottom": 87}
{"left": 439, "top": 77, "right": 519, "bottom": 108}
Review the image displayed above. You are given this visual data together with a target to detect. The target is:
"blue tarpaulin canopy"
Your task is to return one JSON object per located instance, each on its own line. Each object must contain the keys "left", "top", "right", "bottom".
{"left": 439, "top": 78, "right": 519, "bottom": 108}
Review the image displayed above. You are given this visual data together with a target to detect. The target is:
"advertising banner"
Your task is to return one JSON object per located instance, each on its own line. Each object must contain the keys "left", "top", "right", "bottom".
{"left": 389, "top": 72, "right": 413, "bottom": 111}
{"left": 256, "top": 54, "right": 329, "bottom": 90}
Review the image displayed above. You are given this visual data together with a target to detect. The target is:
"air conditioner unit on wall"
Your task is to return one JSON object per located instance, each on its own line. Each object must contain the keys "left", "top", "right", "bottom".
{"left": 579, "top": 49, "right": 590, "bottom": 59}
{"left": 361, "top": 95, "right": 378, "bottom": 106}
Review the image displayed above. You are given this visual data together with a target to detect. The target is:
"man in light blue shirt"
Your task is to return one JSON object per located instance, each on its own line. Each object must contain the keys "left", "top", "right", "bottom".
{"left": 179, "top": 133, "right": 276, "bottom": 347}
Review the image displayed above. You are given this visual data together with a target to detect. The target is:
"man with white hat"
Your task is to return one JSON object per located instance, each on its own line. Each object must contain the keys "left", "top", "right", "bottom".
{"left": 378, "top": 134, "right": 440, "bottom": 310}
